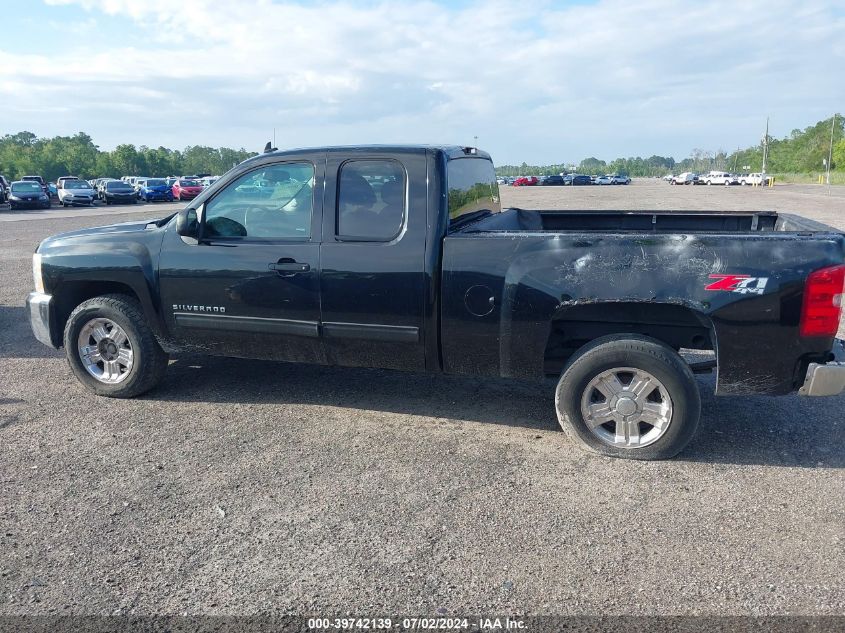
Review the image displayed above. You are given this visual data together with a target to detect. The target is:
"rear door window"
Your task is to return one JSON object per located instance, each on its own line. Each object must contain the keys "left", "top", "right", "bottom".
{"left": 336, "top": 160, "right": 406, "bottom": 241}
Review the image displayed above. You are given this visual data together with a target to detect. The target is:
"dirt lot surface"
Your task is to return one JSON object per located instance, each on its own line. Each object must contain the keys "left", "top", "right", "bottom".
{"left": 1, "top": 181, "right": 844, "bottom": 617}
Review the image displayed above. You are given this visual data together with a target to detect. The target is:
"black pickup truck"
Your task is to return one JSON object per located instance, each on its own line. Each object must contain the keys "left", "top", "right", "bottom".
{"left": 27, "top": 145, "right": 845, "bottom": 459}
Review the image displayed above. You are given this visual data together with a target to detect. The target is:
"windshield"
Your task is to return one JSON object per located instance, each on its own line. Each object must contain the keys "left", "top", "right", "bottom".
{"left": 11, "top": 182, "right": 42, "bottom": 193}
{"left": 107, "top": 182, "right": 132, "bottom": 190}
{"left": 146, "top": 179, "right": 166, "bottom": 186}
{"left": 180, "top": 180, "right": 199, "bottom": 187}
{"left": 65, "top": 180, "right": 90, "bottom": 189}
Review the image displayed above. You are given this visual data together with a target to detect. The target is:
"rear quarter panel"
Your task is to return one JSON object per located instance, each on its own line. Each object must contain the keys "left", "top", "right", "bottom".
{"left": 441, "top": 230, "right": 845, "bottom": 394}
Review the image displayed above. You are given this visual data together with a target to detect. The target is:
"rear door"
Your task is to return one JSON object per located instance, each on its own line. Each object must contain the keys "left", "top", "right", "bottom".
{"left": 158, "top": 154, "right": 326, "bottom": 363}
{"left": 319, "top": 150, "right": 429, "bottom": 370}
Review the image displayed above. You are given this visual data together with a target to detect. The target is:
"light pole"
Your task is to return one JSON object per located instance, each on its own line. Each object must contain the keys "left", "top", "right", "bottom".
{"left": 761, "top": 117, "right": 769, "bottom": 179}
{"left": 826, "top": 114, "right": 836, "bottom": 190}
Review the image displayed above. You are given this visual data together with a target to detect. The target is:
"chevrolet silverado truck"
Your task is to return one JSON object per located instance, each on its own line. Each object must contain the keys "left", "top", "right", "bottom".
{"left": 26, "top": 145, "right": 845, "bottom": 460}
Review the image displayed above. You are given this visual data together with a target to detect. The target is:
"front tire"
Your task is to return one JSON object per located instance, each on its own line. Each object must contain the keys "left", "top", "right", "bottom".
{"left": 554, "top": 335, "right": 701, "bottom": 460}
{"left": 63, "top": 294, "right": 169, "bottom": 398}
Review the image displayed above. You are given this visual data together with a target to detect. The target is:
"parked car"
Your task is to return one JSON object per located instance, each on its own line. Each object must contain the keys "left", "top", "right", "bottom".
{"left": 95, "top": 178, "right": 119, "bottom": 199}
{"left": 129, "top": 176, "right": 149, "bottom": 195}
{"left": 662, "top": 174, "right": 674, "bottom": 182}
{"left": 8, "top": 180, "right": 51, "bottom": 210}
{"left": 512, "top": 176, "right": 538, "bottom": 187}
{"left": 172, "top": 178, "right": 203, "bottom": 200}
{"left": 58, "top": 179, "right": 96, "bottom": 206}
{"left": 570, "top": 174, "right": 592, "bottom": 186}
{"left": 101, "top": 180, "right": 139, "bottom": 205}
{"left": 595, "top": 175, "right": 614, "bottom": 185}
{"left": 21, "top": 175, "right": 50, "bottom": 196}
{"left": 139, "top": 178, "right": 175, "bottom": 202}
{"left": 738, "top": 173, "right": 767, "bottom": 186}
{"left": 612, "top": 174, "right": 631, "bottom": 185}
{"left": 670, "top": 172, "right": 696, "bottom": 185}
{"left": 701, "top": 171, "right": 737, "bottom": 186}
{"left": 25, "top": 144, "right": 845, "bottom": 462}
{"left": 542, "top": 175, "right": 566, "bottom": 186}
{"left": 56, "top": 176, "right": 82, "bottom": 189}
{"left": 48, "top": 182, "right": 58, "bottom": 199}
{"left": 0, "top": 175, "right": 10, "bottom": 203}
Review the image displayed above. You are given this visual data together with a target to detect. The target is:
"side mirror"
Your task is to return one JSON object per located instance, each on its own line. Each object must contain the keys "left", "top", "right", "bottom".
{"left": 175, "top": 207, "right": 199, "bottom": 239}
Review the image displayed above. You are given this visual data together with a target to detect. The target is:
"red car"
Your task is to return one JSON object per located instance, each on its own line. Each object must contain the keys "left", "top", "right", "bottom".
{"left": 172, "top": 178, "right": 203, "bottom": 201}
{"left": 512, "top": 176, "right": 538, "bottom": 187}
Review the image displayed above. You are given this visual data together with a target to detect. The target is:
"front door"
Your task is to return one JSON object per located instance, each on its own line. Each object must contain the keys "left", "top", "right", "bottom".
{"left": 158, "top": 155, "right": 326, "bottom": 364}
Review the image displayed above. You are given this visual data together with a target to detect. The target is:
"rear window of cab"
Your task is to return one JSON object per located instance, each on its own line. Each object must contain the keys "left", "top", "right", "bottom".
{"left": 447, "top": 157, "right": 501, "bottom": 223}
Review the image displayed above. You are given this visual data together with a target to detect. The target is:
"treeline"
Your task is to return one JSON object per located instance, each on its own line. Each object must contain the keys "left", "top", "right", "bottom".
{"left": 0, "top": 131, "right": 257, "bottom": 181}
{"left": 497, "top": 114, "right": 845, "bottom": 177}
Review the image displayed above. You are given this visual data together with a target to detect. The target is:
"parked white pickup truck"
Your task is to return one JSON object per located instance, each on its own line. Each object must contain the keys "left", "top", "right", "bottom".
{"left": 738, "top": 173, "right": 767, "bottom": 186}
{"left": 670, "top": 172, "right": 696, "bottom": 185}
{"left": 702, "top": 171, "right": 737, "bottom": 186}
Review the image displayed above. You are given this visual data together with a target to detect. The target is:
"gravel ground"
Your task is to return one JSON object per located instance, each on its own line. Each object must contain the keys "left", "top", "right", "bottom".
{"left": 0, "top": 182, "right": 843, "bottom": 617}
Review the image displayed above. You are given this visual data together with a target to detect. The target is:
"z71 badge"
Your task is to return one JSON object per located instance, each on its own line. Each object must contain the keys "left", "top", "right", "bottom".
{"left": 705, "top": 274, "right": 769, "bottom": 295}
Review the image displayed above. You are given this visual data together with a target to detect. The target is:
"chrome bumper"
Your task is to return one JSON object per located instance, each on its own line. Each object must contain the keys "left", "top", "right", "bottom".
{"left": 799, "top": 339, "right": 845, "bottom": 397}
{"left": 27, "top": 291, "right": 59, "bottom": 348}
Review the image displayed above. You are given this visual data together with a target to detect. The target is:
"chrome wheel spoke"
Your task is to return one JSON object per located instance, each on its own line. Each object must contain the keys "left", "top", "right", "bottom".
{"left": 117, "top": 348, "right": 133, "bottom": 368}
{"left": 627, "top": 372, "right": 654, "bottom": 400}
{"left": 90, "top": 325, "right": 109, "bottom": 343}
{"left": 641, "top": 402, "right": 670, "bottom": 430}
{"left": 595, "top": 374, "right": 625, "bottom": 398}
{"left": 585, "top": 402, "right": 615, "bottom": 428}
{"left": 103, "top": 360, "right": 120, "bottom": 381}
{"left": 615, "top": 419, "right": 640, "bottom": 446}
{"left": 111, "top": 329, "right": 128, "bottom": 346}
{"left": 80, "top": 345, "right": 102, "bottom": 364}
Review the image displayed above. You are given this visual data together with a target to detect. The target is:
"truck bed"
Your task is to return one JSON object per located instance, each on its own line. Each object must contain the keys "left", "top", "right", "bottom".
{"left": 441, "top": 208, "right": 845, "bottom": 395}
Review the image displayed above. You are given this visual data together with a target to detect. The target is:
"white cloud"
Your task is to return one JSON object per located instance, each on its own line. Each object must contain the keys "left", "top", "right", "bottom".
{"left": 4, "top": 0, "right": 845, "bottom": 164}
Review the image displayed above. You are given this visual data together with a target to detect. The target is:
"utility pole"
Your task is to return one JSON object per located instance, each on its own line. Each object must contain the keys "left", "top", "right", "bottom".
{"left": 826, "top": 113, "right": 836, "bottom": 191}
{"left": 761, "top": 117, "right": 769, "bottom": 177}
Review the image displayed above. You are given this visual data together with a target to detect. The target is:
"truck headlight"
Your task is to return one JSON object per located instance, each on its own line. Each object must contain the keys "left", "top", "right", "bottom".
{"left": 33, "top": 253, "right": 45, "bottom": 293}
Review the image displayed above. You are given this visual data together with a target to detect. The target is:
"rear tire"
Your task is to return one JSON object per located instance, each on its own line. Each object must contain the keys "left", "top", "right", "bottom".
{"left": 554, "top": 335, "right": 701, "bottom": 460}
{"left": 63, "top": 294, "right": 169, "bottom": 398}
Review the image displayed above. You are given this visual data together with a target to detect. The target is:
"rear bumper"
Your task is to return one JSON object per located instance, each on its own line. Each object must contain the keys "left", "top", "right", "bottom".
{"left": 799, "top": 339, "right": 845, "bottom": 396}
{"left": 27, "top": 291, "right": 60, "bottom": 348}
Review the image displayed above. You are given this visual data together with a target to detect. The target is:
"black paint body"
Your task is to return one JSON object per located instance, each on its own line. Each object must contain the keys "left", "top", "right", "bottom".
{"left": 32, "top": 146, "right": 845, "bottom": 396}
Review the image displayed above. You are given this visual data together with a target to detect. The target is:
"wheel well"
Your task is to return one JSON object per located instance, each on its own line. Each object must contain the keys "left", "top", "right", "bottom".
{"left": 544, "top": 302, "right": 715, "bottom": 375}
{"left": 53, "top": 282, "right": 141, "bottom": 342}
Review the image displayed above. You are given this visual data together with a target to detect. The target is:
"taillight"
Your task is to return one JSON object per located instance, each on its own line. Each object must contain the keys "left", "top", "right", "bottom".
{"left": 800, "top": 264, "right": 845, "bottom": 337}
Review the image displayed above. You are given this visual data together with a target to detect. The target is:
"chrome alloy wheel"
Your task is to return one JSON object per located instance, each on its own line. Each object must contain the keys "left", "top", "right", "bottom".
{"left": 579, "top": 367, "right": 673, "bottom": 449}
{"left": 77, "top": 318, "right": 134, "bottom": 384}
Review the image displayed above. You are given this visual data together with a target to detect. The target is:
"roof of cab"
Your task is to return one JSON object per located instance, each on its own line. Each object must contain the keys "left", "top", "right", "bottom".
{"left": 240, "top": 144, "right": 491, "bottom": 167}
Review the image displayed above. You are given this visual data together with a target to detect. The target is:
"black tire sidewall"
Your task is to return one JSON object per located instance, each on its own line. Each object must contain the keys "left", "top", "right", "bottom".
{"left": 63, "top": 298, "right": 154, "bottom": 397}
{"left": 556, "top": 338, "right": 701, "bottom": 460}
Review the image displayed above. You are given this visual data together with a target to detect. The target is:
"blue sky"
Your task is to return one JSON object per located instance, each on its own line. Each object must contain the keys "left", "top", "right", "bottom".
{"left": 1, "top": 0, "right": 843, "bottom": 165}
